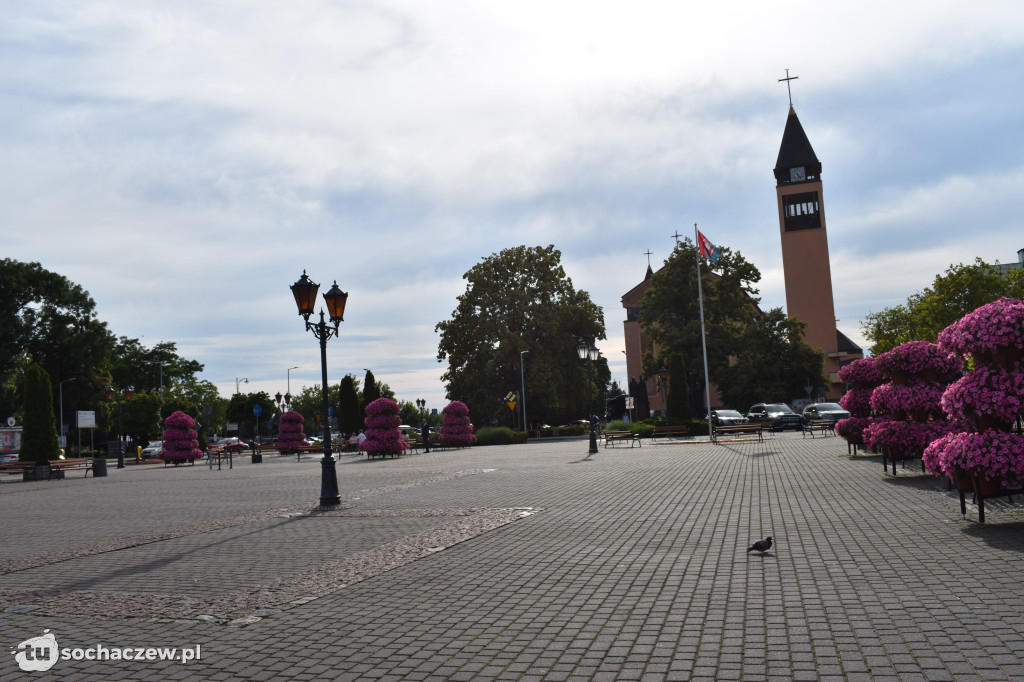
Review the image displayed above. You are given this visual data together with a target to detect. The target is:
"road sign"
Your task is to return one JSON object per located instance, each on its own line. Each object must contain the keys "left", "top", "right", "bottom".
{"left": 253, "top": 404, "right": 263, "bottom": 417}
{"left": 506, "top": 400, "right": 517, "bottom": 412}
{"left": 504, "top": 391, "right": 516, "bottom": 402}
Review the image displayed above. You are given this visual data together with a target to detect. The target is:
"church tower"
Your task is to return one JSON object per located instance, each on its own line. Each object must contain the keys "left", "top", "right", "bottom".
{"left": 774, "top": 105, "right": 850, "bottom": 396}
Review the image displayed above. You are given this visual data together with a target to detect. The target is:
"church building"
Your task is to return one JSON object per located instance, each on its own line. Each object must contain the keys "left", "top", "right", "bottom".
{"left": 621, "top": 99, "right": 862, "bottom": 414}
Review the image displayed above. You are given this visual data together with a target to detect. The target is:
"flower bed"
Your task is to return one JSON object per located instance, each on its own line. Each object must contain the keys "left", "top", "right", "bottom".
{"left": 864, "top": 418, "right": 958, "bottom": 458}
{"left": 162, "top": 411, "right": 203, "bottom": 464}
{"left": 875, "top": 340, "right": 961, "bottom": 381}
{"left": 275, "top": 410, "right": 307, "bottom": 453}
{"left": 922, "top": 430, "right": 1024, "bottom": 482}
{"left": 937, "top": 297, "right": 1024, "bottom": 361}
{"left": 870, "top": 382, "right": 945, "bottom": 415}
{"left": 839, "top": 388, "right": 873, "bottom": 418}
{"left": 834, "top": 416, "right": 875, "bottom": 444}
{"left": 837, "top": 357, "right": 882, "bottom": 387}
{"left": 440, "top": 401, "right": 476, "bottom": 448}
{"left": 360, "top": 398, "right": 407, "bottom": 457}
{"left": 940, "top": 366, "right": 1024, "bottom": 424}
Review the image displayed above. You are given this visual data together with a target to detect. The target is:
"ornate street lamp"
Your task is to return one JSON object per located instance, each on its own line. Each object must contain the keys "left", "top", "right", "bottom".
{"left": 105, "top": 385, "right": 134, "bottom": 469}
{"left": 416, "top": 398, "right": 426, "bottom": 416}
{"left": 290, "top": 271, "right": 348, "bottom": 507}
{"left": 577, "top": 342, "right": 600, "bottom": 454}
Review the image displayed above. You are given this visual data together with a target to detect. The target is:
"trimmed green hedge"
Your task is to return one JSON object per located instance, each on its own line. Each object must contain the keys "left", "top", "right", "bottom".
{"left": 475, "top": 427, "right": 527, "bottom": 446}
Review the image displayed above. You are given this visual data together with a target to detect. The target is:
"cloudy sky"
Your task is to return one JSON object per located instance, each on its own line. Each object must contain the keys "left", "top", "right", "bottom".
{"left": 3, "top": 1, "right": 1023, "bottom": 410}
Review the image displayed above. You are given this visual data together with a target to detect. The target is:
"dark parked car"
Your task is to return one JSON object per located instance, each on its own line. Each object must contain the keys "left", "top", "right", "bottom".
{"left": 801, "top": 402, "right": 851, "bottom": 425}
{"left": 746, "top": 403, "right": 803, "bottom": 431}
{"left": 709, "top": 409, "right": 748, "bottom": 426}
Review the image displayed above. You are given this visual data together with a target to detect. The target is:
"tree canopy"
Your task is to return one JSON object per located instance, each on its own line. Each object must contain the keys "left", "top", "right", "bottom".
{"left": 436, "top": 245, "right": 607, "bottom": 426}
{"left": 640, "top": 239, "right": 823, "bottom": 412}
{"left": 862, "top": 259, "right": 1024, "bottom": 355}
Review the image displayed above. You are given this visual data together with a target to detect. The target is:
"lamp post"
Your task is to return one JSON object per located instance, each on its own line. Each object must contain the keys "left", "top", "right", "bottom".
{"left": 147, "top": 361, "right": 166, "bottom": 397}
{"left": 659, "top": 366, "right": 669, "bottom": 428}
{"left": 576, "top": 342, "right": 599, "bottom": 454}
{"left": 59, "top": 377, "right": 76, "bottom": 451}
{"left": 235, "top": 377, "right": 248, "bottom": 394}
{"left": 105, "top": 386, "right": 134, "bottom": 469}
{"left": 520, "top": 350, "right": 529, "bottom": 436}
{"left": 287, "top": 366, "right": 299, "bottom": 399}
{"left": 290, "top": 271, "right": 348, "bottom": 507}
{"left": 416, "top": 398, "right": 426, "bottom": 417}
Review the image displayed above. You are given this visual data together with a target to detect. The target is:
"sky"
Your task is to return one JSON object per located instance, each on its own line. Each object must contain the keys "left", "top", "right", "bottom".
{"left": 3, "top": 1, "right": 1024, "bottom": 411}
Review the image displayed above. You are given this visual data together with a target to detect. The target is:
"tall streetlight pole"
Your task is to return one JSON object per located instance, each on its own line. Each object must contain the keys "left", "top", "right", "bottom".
{"left": 290, "top": 271, "right": 348, "bottom": 507}
{"left": 105, "top": 386, "right": 134, "bottom": 469}
{"left": 235, "top": 377, "right": 248, "bottom": 394}
{"left": 59, "top": 377, "right": 76, "bottom": 451}
{"left": 659, "top": 366, "right": 669, "bottom": 428}
{"left": 577, "top": 342, "right": 600, "bottom": 454}
{"left": 520, "top": 350, "right": 529, "bottom": 436}
{"left": 287, "top": 366, "right": 299, "bottom": 405}
{"left": 147, "top": 361, "right": 166, "bottom": 397}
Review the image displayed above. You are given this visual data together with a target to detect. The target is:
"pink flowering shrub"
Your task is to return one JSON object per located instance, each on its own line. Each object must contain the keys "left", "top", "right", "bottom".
{"left": 834, "top": 416, "right": 875, "bottom": 444}
{"left": 922, "top": 430, "right": 1024, "bottom": 482}
{"left": 864, "top": 418, "right": 959, "bottom": 457}
{"left": 870, "top": 382, "right": 945, "bottom": 415}
{"left": 875, "top": 340, "right": 961, "bottom": 380}
{"left": 162, "top": 411, "right": 203, "bottom": 464}
{"left": 275, "top": 410, "right": 307, "bottom": 453}
{"left": 837, "top": 357, "right": 882, "bottom": 387}
{"left": 839, "top": 388, "right": 872, "bottom": 418}
{"left": 440, "top": 401, "right": 476, "bottom": 448}
{"left": 360, "top": 398, "right": 407, "bottom": 457}
{"left": 941, "top": 367, "right": 1024, "bottom": 423}
{"left": 937, "top": 297, "right": 1024, "bottom": 360}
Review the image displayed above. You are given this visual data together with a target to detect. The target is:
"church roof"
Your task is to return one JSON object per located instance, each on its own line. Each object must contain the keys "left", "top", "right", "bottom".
{"left": 836, "top": 329, "right": 863, "bottom": 354}
{"left": 774, "top": 106, "right": 820, "bottom": 172}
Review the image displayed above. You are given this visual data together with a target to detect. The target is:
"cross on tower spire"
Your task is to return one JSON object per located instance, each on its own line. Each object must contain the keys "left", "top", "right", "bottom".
{"left": 671, "top": 231, "right": 682, "bottom": 244}
{"left": 778, "top": 68, "right": 798, "bottom": 107}
{"left": 644, "top": 249, "right": 653, "bottom": 267}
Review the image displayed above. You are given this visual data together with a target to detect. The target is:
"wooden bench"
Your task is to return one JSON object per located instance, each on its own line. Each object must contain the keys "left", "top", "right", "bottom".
{"left": 652, "top": 425, "right": 688, "bottom": 440}
{"left": 713, "top": 423, "right": 766, "bottom": 442}
{"left": 48, "top": 458, "right": 93, "bottom": 479}
{"left": 0, "top": 461, "right": 34, "bottom": 479}
{"left": 603, "top": 430, "right": 641, "bottom": 448}
{"left": 802, "top": 419, "right": 835, "bottom": 438}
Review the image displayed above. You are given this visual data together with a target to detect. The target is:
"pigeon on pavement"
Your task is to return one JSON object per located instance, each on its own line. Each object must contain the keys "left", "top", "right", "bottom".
{"left": 747, "top": 536, "right": 773, "bottom": 553}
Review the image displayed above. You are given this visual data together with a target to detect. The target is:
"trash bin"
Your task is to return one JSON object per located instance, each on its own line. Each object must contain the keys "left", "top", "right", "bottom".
{"left": 93, "top": 457, "right": 107, "bottom": 477}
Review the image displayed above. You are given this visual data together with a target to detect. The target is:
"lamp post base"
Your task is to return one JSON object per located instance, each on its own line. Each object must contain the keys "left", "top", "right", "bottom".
{"left": 319, "top": 455, "right": 341, "bottom": 506}
{"left": 589, "top": 429, "right": 599, "bottom": 454}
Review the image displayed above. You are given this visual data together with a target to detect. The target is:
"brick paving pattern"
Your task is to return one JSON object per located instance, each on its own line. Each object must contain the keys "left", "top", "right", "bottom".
{"left": 2, "top": 435, "right": 1024, "bottom": 680}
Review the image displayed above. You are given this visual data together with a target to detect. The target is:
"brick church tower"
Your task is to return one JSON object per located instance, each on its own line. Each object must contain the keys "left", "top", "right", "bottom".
{"left": 774, "top": 105, "right": 861, "bottom": 397}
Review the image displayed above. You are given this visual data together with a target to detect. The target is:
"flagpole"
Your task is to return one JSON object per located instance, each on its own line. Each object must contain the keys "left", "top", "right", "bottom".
{"left": 694, "top": 223, "right": 714, "bottom": 442}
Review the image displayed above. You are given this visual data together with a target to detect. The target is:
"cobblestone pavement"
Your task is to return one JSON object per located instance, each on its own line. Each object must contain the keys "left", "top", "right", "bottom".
{"left": 3, "top": 435, "right": 1024, "bottom": 680}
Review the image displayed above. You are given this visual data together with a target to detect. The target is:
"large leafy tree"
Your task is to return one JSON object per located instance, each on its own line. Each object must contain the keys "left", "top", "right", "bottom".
{"left": 715, "top": 309, "right": 825, "bottom": 409}
{"left": 436, "top": 245, "right": 607, "bottom": 426}
{"left": 863, "top": 258, "right": 1024, "bottom": 354}
{"left": 226, "top": 391, "right": 277, "bottom": 441}
{"left": 109, "top": 337, "right": 204, "bottom": 395}
{"left": 640, "top": 238, "right": 761, "bottom": 380}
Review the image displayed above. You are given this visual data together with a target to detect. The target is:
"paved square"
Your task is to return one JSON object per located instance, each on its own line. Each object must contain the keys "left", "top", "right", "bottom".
{"left": 3, "top": 435, "right": 1024, "bottom": 680}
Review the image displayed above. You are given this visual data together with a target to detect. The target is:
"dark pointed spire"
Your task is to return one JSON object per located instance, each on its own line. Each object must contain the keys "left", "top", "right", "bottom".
{"left": 774, "top": 107, "right": 821, "bottom": 185}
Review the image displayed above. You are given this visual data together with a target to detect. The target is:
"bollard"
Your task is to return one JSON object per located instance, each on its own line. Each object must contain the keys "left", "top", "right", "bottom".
{"left": 136, "top": 445, "right": 142, "bottom": 462}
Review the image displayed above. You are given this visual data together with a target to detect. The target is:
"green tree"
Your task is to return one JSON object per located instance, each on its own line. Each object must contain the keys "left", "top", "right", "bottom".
{"left": 863, "top": 258, "right": 1024, "bottom": 354}
{"left": 119, "top": 390, "right": 162, "bottom": 447}
{"left": 336, "top": 375, "right": 362, "bottom": 435}
{"left": 109, "top": 338, "right": 204, "bottom": 396}
{"left": 715, "top": 309, "right": 825, "bottom": 409}
{"left": 640, "top": 239, "right": 761, "bottom": 382}
{"left": 20, "top": 363, "right": 58, "bottom": 464}
{"left": 362, "top": 370, "right": 380, "bottom": 409}
{"left": 436, "top": 245, "right": 606, "bottom": 426}
{"left": 225, "top": 392, "right": 277, "bottom": 441}
{"left": 666, "top": 354, "right": 691, "bottom": 423}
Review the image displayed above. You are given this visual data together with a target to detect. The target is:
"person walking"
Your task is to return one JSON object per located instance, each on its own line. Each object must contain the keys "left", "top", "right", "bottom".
{"left": 420, "top": 418, "right": 431, "bottom": 453}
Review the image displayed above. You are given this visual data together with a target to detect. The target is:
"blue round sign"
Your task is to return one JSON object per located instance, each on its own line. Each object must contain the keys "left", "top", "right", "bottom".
{"left": 328, "top": 406, "right": 334, "bottom": 416}
{"left": 253, "top": 404, "right": 263, "bottom": 417}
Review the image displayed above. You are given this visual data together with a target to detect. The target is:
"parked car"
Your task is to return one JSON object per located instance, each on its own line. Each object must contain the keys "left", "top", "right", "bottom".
{"left": 746, "top": 403, "right": 803, "bottom": 431}
{"left": 801, "top": 402, "right": 851, "bottom": 425}
{"left": 709, "top": 409, "right": 748, "bottom": 427}
{"left": 140, "top": 440, "right": 164, "bottom": 458}
{"left": 215, "top": 437, "right": 248, "bottom": 453}
{"left": 0, "top": 452, "right": 18, "bottom": 463}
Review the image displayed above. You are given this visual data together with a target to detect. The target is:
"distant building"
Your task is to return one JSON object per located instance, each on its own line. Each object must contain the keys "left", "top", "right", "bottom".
{"left": 992, "top": 248, "right": 1024, "bottom": 276}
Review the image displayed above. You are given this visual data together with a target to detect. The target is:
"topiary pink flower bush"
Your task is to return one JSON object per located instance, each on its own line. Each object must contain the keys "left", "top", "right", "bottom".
{"left": 440, "top": 401, "right": 476, "bottom": 448}
{"left": 360, "top": 398, "right": 407, "bottom": 457}
{"left": 275, "top": 410, "right": 307, "bottom": 453}
{"left": 923, "top": 430, "right": 1024, "bottom": 483}
{"left": 162, "top": 411, "right": 203, "bottom": 465}
{"left": 937, "top": 297, "right": 1024, "bottom": 362}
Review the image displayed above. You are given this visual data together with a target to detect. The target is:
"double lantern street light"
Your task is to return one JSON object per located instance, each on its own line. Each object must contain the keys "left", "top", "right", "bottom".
{"left": 658, "top": 366, "right": 670, "bottom": 428}
{"left": 105, "top": 386, "right": 134, "bottom": 469}
{"left": 576, "top": 342, "right": 600, "bottom": 455}
{"left": 416, "top": 398, "right": 426, "bottom": 417}
{"left": 290, "top": 270, "right": 348, "bottom": 507}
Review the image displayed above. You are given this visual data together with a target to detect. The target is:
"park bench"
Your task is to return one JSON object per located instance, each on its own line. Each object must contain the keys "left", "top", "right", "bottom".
{"left": 0, "top": 461, "right": 34, "bottom": 480}
{"left": 652, "top": 425, "right": 688, "bottom": 440}
{"left": 603, "top": 430, "right": 641, "bottom": 448}
{"left": 802, "top": 419, "right": 836, "bottom": 438}
{"left": 713, "top": 423, "right": 766, "bottom": 442}
{"left": 48, "top": 458, "right": 93, "bottom": 479}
